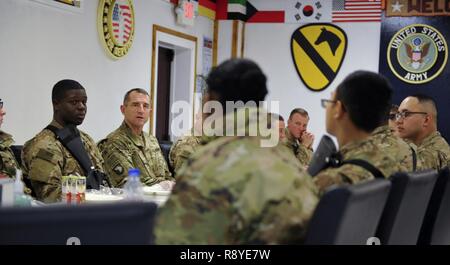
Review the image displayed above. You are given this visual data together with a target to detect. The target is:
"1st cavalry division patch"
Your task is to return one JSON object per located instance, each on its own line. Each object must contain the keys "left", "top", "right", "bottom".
{"left": 387, "top": 24, "right": 448, "bottom": 84}
{"left": 98, "top": 0, "right": 135, "bottom": 59}
{"left": 291, "top": 24, "right": 347, "bottom": 92}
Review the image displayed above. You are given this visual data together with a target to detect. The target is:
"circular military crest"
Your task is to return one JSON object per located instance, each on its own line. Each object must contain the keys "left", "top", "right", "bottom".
{"left": 98, "top": 0, "right": 135, "bottom": 59}
{"left": 387, "top": 24, "right": 448, "bottom": 84}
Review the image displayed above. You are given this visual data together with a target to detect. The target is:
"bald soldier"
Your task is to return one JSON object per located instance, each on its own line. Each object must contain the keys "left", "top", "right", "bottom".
{"left": 285, "top": 108, "right": 315, "bottom": 167}
{"left": 314, "top": 71, "right": 402, "bottom": 195}
{"left": 98, "top": 88, "right": 172, "bottom": 188}
{"left": 370, "top": 105, "right": 421, "bottom": 172}
{"left": 396, "top": 94, "right": 450, "bottom": 170}
{"left": 155, "top": 59, "right": 318, "bottom": 244}
{"left": 22, "top": 80, "right": 105, "bottom": 203}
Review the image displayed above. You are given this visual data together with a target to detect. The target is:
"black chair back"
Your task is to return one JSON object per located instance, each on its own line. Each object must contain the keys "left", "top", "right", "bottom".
{"left": 418, "top": 167, "right": 450, "bottom": 245}
{"left": 376, "top": 170, "right": 438, "bottom": 245}
{"left": 305, "top": 179, "right": 391, "bottom": 245}
{"left": 0, "top": 202, "right": 158, "bottom": 245}
{"left": 159, "top": 140, "right": 173, "bottom": 173}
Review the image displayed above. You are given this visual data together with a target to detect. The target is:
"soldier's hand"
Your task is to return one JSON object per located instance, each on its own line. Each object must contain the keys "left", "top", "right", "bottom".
{"left": 158, "top": 180, "right": 175, "bottom": 190}
{"left": 301, "top": 131, "right": 314, "bottom": 149}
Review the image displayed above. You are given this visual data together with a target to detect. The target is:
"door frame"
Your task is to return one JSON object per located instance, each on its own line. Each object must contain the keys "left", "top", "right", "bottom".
{"left": 150, "top": 24, "right": 198, "bottom": 136}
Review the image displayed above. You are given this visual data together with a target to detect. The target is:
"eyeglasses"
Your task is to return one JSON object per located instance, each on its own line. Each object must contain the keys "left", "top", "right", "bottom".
{"left": 395, "top": 111, "right": 427, "bottom": 120}
{"left": 0, "top": 99, "right": 3, "bottom": 109}
{"left": 321, "top": 99, "right": 337, "bottom": 108}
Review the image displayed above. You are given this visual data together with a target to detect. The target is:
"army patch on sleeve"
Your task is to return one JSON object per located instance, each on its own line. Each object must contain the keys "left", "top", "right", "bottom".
{"left": 113, "top": 165, "right": 124, "bottom": 175}
{"left": 36, "top": 149, "right": 55, "bottom": 163}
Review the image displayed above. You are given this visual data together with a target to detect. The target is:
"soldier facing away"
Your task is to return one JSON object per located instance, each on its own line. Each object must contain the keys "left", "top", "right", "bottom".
{"left": 155, "top": 58, "right": 319, "bottom": 244}
{"left": 98, "top": 88, "right": 173, "bottom": 188}
{"left": 22, "top": 80, "right": 106, "bottom": 203}
{"left": 396, "top": 94, "right": 450, "bottom": 170}
{"left": 314, "top": 71, "right": 402, "bottom": 195}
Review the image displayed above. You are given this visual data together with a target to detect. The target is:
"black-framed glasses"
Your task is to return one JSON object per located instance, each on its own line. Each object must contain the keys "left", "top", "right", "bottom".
{"left": 0, "top": 99, "right": 3, "bottom": 109}
{"left": 395, "top": 111, "right": 427, "bottom": 120}
{"left": 321, "top": 99, "right": 337, "bottom": 108}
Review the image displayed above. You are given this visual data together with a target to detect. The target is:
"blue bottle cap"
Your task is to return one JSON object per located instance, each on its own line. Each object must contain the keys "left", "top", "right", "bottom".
{"left": 128, "top": 168, "right": 140, "bottom": 176}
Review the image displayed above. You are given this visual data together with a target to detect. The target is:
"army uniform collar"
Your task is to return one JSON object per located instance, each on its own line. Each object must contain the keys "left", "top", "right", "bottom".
{"left": 371, "top": 125, "right": 391, "bottom": 136}
{"left": 420, "top": 131, "right": 442, "bottom": 148}
{"left": 285, "top": 128, "right": 300, "bottom": 146}
{"left": 0, "top": 130, "right": 14, "bottom": 147}
{"left": 200, "top": 107, "right": 266, "bottom": 145}
{"left": 120, "top": 121, "right": 145, "bottom": 147}
{"left": 339, "top": 137, "right": 372, "bottom": 158}
{"left": 49, "top": 119, "right": 66, "bottom": 130}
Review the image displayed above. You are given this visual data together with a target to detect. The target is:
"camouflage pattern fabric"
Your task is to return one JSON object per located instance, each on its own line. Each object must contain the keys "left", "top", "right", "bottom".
{"left": 155, "top": 107, "right": 319, "bottom": 244}
{"left": 314, "top": 137, "right": 403, "bottom": 196}
{"left": 284, "top": 128, "right": 313, "bottom": 167}
{"left": 0, "top": 130, "right": 19, "bottom": 178}
{"left": 22, "top": 120, "right": 105, "bottom": 203}
{"left": 370, "top": 125, "right": 422, "bottom": 172}
{"left": 98, "top": 121, "right": 172, "bottom": 188}
{"left": 169, "top": 135, "right": 201, "bottom": 174}
{"left": 417, "top": 131, "right": 450, "bottom": 170}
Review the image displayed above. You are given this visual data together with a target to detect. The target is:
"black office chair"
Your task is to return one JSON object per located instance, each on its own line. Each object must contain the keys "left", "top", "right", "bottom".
{"left": 159, "top": 140, "right": 173, "bottom": 174}
{"left": 305, "top": 179, "right": 391, "bottom": 245}
{"left": 9, "top": 145, "right": 22, "bottom": 168}
{"left": 376, "top": 170, "right": 438, "bottom": 245}
{"left": 418, "top": 167, "right": 450, "bottom": 245}
{"left": 0, "top": 202, "right": 158, "bottom": 245}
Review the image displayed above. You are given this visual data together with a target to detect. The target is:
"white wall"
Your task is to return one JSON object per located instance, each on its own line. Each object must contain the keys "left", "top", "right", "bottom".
{"left": 244, "top": 22, "right": 381, "bottom": 148}
{"left": 0, "top": 0, "right": 213, "bottom": 144}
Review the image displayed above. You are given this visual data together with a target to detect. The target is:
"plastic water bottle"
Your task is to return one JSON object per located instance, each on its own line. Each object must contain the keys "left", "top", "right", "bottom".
{"left": 123, "top": 168, "right": 144, "bottom": 201}
{"left": 14, "top": 169, "right": 32, "bottom": 207}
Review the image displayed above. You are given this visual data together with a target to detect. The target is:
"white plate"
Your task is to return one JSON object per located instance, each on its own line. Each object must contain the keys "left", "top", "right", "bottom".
{"left": 85, "top": 193, "right": 123, "bottom": 202}
{"left": 142, "top": 186, "right": 171, "bottom": 196}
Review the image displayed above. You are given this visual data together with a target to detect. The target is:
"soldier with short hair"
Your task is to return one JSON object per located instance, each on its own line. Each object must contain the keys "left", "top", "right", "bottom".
{"left": 98, "top": 88, "right": 172, "bottom": 188}
{"left": 285, "top": 108, "right": 314, "bottom": 166}
{"left": 314, "top": 71, "right": 402, "bottom": 195}
{"left": 22, "top": 80, "right": 106, "bottom": 203}
{"left": 396, "top": 94, "right": 450, "bottom": 170}
{"left": 155, "top": 59, "right": 319, "bottom": 244}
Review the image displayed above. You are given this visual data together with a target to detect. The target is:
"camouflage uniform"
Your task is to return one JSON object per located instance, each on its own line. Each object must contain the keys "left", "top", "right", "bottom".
{"left": 284, "top": 128, "right": 313, "bottom": 167}
{"left": 155, "top": 108, "right": 319, "bottom": 244}
{"left": 22, "top": 120, "right": 105, "bottom": 203}
{"left": 314, "top": 137, "right": 403, "bottom": 196}
{"left": 370, "top": 125, "right": 422, "bottom": 172}
{"left": 169, "top": 135, "right": 201, "bottom": 174}
{"left": 0, "top": 130, "right": 20, "bottom": 178}
{"left": 98, "top": 121, "right": 172, "bottom": 188}
{"left": 417, "top": 131, "right": 450, "bottom": 170}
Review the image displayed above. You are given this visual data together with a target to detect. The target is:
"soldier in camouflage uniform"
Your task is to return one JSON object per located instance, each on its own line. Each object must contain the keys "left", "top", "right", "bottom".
{"left": 98, "top": 88, "right": 172, "bottom": 188}
{"left": 396, "top": 94, "right": 450, "bottom": 170}
{"left": 22, "top": 80, "right": 105, "bottom": 203}
{"left": 371, "top": 123, "right": 421, "bottom": 172}
{"left": 314, "top": 71, "right": 402, "bottom": 195}
{"left": 0, "top": 100, "right": 19, "bottom": 178}
{"left": 169, "top": 134, "right": 201, "bottom": 174}
{"left": 1, "top": 99, "right": 32, "bottom": 195}
{"left": 285, "top": 108, "right": 314, "bottom": 167}
{"left": 155, "top": 59, "right": 319, "bottom": 244}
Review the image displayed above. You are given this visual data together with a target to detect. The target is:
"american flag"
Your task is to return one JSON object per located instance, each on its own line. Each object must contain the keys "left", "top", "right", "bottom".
{"left": 112, "top": 2, "right": 133, "bottom": 45}
{"left": 332, "top": 0, "right": 382, "bottom": 23}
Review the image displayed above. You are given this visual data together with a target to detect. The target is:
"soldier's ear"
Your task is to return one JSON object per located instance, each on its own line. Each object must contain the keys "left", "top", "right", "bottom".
{"left": 334, "top": 100, "right": 345, "bottom": 119}
{"left": 120, "top": 104, "right": 125, "bottom": 115}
